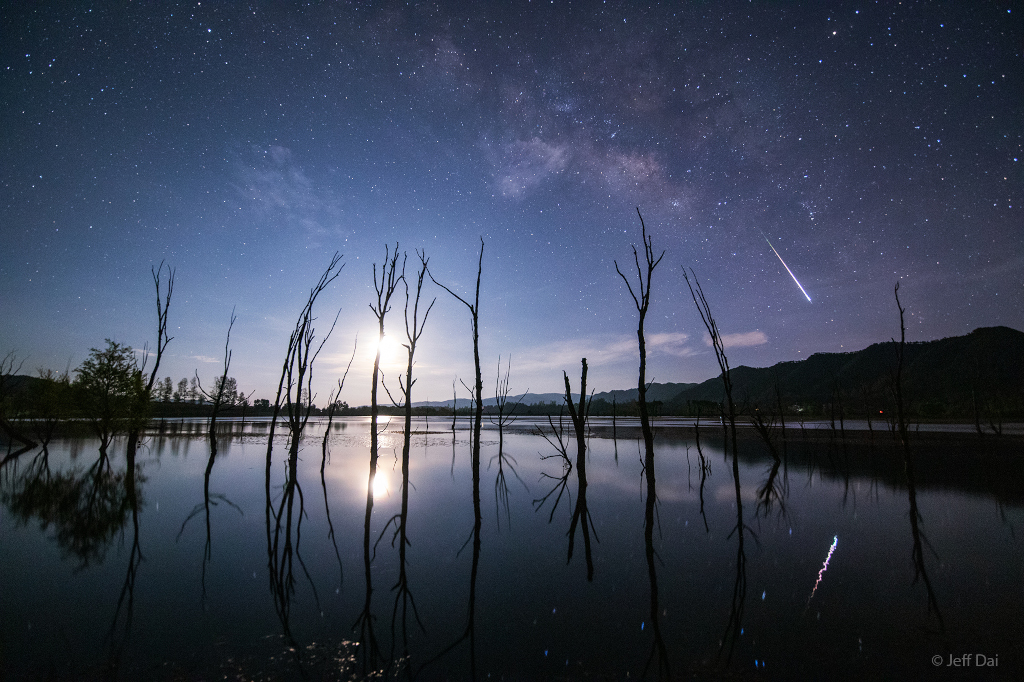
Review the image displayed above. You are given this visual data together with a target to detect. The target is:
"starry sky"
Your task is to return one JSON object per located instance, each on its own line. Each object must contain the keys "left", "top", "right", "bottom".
{"left": 2, "top": 1, "right": 1021, "bottom": 406}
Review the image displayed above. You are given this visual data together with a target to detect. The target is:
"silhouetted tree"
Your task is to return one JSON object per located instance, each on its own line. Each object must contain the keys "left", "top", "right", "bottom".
{"left": 489, "top": 355, "right": 527, "bottom": 529}
{"left": 1, "top": 351, "right": 36, "bottom": 451}
{"left": 616, "top": 209, "right": 667, "bottom": 676}
{"left": 195, "top": 309, "right": 240, "bottom": 453}
{"left": 127, "top": 261, "right": 175, "bottom": 459}
{"left": 75, "top": 340, "right": 144, "bottom": 455}
{"left": 263, "top": 253, "right": 343, "bottom": 656}
{"left": 320, "top": 342, "right": 356, "bottom": 597}
{"left": 357, "top": 245, "right": 402, "bottom": 673}
{"left": 562, "top": 359, "right": 597, "bottom": 580}
{"left": 683, "top": 269, "right": 747, "bottom": 668}
{"left": 890, "top": 282, "right": 946, "bottom": 638}
{"left": 426, "top": 237, "right": 484, "bottom": 679}
{"left": 384, "top": 250, "right": 433, "bottom": 661}
{"left": 615, "top": 208, "right": 664, "bottom": 502}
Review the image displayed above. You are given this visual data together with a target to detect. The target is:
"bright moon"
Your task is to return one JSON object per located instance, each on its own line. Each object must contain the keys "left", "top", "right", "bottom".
{"left": 371, "top": 334, "right": 402, "bottom": 366}
{"left": 371, "top": 472, "right": 389, "bottom": 498}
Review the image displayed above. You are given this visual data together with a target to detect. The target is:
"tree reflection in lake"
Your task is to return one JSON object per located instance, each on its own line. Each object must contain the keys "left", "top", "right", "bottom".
{"left": 2, "top": 447, "right": 132, "bottom": 569}
{"left": 3, "top": 419, "right": 1024, "bottom": 680}
{"left": 105, "top": 439, "right": 143, "bottom": 677}
{"left": 534, "top": 359, "right": 597, "bottom": 581}
{"left": 175, "top": 429, "right": 243, "bottom": 601}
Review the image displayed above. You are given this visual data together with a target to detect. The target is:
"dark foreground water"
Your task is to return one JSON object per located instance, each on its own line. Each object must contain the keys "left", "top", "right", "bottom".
{"left": 1, "top": 418, "right": 1021, "bottom": 681}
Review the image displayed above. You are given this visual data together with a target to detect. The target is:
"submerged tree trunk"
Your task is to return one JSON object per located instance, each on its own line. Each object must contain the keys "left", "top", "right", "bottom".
{"left": 427, "top": 238, "right": 484, "bottom": 680}
{"left": 615, "top": 209, "right": 667, "bottom": 677}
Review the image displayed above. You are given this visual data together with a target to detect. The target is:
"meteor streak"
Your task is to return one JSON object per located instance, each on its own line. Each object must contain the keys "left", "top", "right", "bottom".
{"left": 762, "top": 232, "right": 812, "bottom": 302}
{"left": 806, "top": 535, "right": 838, "bottom": 607}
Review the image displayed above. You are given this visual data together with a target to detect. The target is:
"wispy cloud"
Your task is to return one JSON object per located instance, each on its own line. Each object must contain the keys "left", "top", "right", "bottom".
{"left": 233, "top": 145, "right": 344, "bottom": 237}
{"left": 707, "top": 331, "right": 768, "bottom": 348}
{"left": 191, "top": 355, "right": 221, "bottom": 364}
{"left": 513, "top": 331, "right": 694, "bottom": 374}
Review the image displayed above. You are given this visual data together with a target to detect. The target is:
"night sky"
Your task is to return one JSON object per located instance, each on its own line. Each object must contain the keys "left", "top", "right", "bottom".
{"left": 2, "top": 1, "right": 1020, "bottom": 406}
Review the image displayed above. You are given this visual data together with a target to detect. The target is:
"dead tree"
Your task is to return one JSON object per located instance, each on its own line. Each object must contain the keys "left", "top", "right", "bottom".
{"left": 616, "top": 209, "right": 670, "bottom": 677}
{"left": 356, "top": 245, "right": 403, "bottom": 673}
{"left": 616, "top": 209, "right": 667, "bottom": 673}
{"left": 321, "top": 340, "right": 357, "bottom": 471}
{"left": 426, "top": 237, "right": 485, "bottom": 680}
{"left": 563, "top": 359, "right": 597, "bottom": 580}
{"left": 0, "top": 351, "right": 36, "bottom": 452}
{"left": 615, "top": 208, "right": 664, "bottom": 497}
{"left": 320, "top": 346, "right": 356, "bottom": 596}
{"left": 489, "top": 355, "right": 527, "bottom": 529}
{"left": 683, "top": 269, "right": 747, "bottom": 667}
{"left": 194, "top": 308, "right": 249, "bottom": 454}
{"left": 890, "top": 282, "right": 946, "bottom": 636}
{"left": 386, "top": 250, "right": 433, "bottom": 659}
{"left": 532, "top": 359, "right": 597, "bottom": 579}
{"left": 263, "top": 253, "right": 343, "bottom": 653}
{"left": 127, "top": 261, "right": 175, "bottom": 459}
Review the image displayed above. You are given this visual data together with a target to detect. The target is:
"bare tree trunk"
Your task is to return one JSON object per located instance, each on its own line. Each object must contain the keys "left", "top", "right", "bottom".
{"left": 615, "top": 209, "right": 667, "bottom": 678}
{"left": 564, "top": 358, "right": 596, "bottom": 581}
{"left": 428, "top": 238, "right": 484, "bottom": 680}
{"left": 389, "top": 251, "right": 433, "bottom": 658}
{"left": 683, "top": 269, "right": 746, "bottom": 668}
{"left": 127, "top": 261, "right": 175, "bottom": 460}
{"left": 358, "top": 245, "right": 402, "bottom": 672}
{"left": 263, "top": 254, "right": 343, "bottom": 658}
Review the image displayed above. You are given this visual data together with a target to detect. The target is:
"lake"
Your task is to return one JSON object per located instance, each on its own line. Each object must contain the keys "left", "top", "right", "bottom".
{"left": 1, "top": 417, "right": 1021, "bottom": 680}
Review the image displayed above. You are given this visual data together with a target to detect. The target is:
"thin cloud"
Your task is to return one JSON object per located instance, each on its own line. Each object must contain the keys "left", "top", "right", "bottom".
{"left": 514, "top": 331, "right": 694, "bottom": 374}
{"left": 706, "top": 331, "right": 768, "bottom": 348}
{"left": 233, "top": 145, "right": 343, "bottom": 237}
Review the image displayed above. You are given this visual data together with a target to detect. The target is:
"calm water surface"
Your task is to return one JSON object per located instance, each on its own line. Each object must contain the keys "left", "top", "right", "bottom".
{"left": 1, "top": 417, "right": 1021, "bottom": 680}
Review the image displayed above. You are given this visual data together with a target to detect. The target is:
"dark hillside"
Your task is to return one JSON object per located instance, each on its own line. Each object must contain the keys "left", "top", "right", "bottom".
{"left": 667, "top": 326, "right": 1023, "bottom": 418}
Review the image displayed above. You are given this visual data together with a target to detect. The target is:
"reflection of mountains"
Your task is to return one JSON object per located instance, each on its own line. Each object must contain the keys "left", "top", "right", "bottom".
{"left": 572, "top": 423, "right": 1024, "bottom": 506}
{"left": 726, "top": 431, "right": 1024, "bottom": 506}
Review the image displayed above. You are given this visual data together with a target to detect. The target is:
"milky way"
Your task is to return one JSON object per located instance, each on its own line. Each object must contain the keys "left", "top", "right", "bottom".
{"left": 2, "top": 2, "right": 1020, "bottom": 402}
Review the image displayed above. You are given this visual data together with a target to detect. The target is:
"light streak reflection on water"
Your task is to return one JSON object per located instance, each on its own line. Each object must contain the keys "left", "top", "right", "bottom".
{"left": 807, "top": 535, "right": 838, "bottom": 606}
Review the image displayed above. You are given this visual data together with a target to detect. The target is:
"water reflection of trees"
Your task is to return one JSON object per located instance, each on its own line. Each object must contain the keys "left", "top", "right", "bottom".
{"left": 0, "top": 442, "right": 145, "bottom": 678}
{"left": 2, "top": 448, "right": 134, "bottom": 569}
{"left": 534, "top": 359, "right": 597, "bottom": 581}
{"left": 105, "top": 443, "right": 143, "bottom": 676}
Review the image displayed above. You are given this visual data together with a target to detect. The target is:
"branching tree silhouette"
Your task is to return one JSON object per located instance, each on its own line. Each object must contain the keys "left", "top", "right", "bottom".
{"left": 75, "top": 340, "right": 144, "bottom": 458}
{"left": 533, "top": 359, "right": 598, "bottom": 580}
{"left": 614, "top": 208, "right": 664, "bottom": 504}
{"left": 489, "top": 355, "right": 527, "bottom": 529}
{"left": 318, "top": 339, "right": 356, "bottom": 591}
{"left": 263, "top": 253, "right": 343, "bottom": 656}
{"left": 890, "top": 282, "right": 947, "bottom": 640}
{"left": 320, "top": 345, "right": 355, "bottom": 597}
{"left": 423, "top": 237, "right": 484, "bottom": 680}
{"left": 683, "top": 268, "right": 747, "bottom": 668}
{"left": 356, "top": 244, "right": 402, "bottom": 674}
{"left": 194, "top": 308, "right": 253, "bottom": 454}
{"left": 127, "top": 261, "right": 175, "bottom": 461}
{"left": 616, "top": 209, "right": 668, "bottom": 677}
{"left": 177, "top": 308, "right": 248, "bottom": 601}
{"left": 382, "top": 250, "right": 433, "bottom": 662}
{"left": 562, "top": 359, "right": 597, "bottom": 580}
